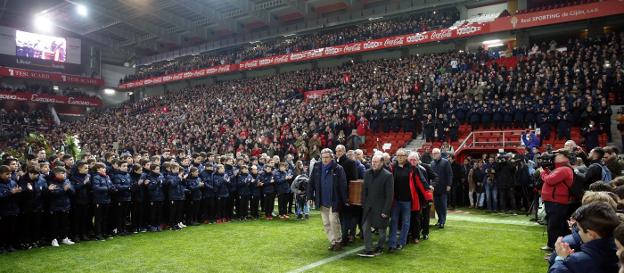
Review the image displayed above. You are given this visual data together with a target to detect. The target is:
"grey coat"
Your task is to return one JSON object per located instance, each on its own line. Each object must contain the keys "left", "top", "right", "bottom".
{"left": 361, "top": 168, "right": 394, "bottom": 228}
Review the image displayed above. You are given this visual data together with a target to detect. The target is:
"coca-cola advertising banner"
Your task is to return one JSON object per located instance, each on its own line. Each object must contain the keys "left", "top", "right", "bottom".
{"left": 0, "top": 67, "right": 104, "bottom": 86}
{"left": 118, "top": 64, "right": 236, "bottom": 89}
{"left": 118, "top": 0, "right": 624, "bottom": 90}
{"left": 0, "top": 91, "right": 102, "bottom": 107}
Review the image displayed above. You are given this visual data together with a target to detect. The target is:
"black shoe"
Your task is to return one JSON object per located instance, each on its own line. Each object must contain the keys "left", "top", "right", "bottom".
{"left": 72, "top": 237, "right": 81, "bottom": 243}
{"left": 304, "top": 215, "right": 309, "bottom": 220}
{"left": 297, "top": 214, "right": 303, "bottom": 220}
{"left": 373, "top": 246, "right": 384, "bottom": 256}
{"left": 5, "top": 247, "right": 16, "bottom": 253}
{"left": 439, "top": 224, "right": 445, "bottom": 229}
{"left": 423, "top": 235, "right": 429, "bottom": 240}
{"left": 387, "top": 247, "right": 396, "bottom": 253}
{"left": 397, "top": 245, "right": 404, "bottom": 250}
{"left": 333, "top": 243, "right": 343, "bottom": 251}
{"left": 358, "top": 250, "right": 375, "bottom": 257}
{"left": 81, "top": 235, "right": 90, "bottom": 241}
{"left": 95, "top": 235, "right": 105, "bottom": 241}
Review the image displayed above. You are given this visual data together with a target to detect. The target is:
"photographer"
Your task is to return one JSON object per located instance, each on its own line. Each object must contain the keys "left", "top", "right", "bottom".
{"left": 483, "top": 156, "right": 497, "bottom": 212}
{"left": 538, "top": 151, "right": 574, "bottom": 251}
{"left": 495, "top": 153, "right": 517, "bottom": 212}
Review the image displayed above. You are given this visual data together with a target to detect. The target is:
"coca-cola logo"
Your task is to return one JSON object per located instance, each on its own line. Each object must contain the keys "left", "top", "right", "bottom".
{"left": 206, "top": 68, "right": 218, "bottom": 74}
{"left": 325, "top": 47, "right": 342, "bottom": 55}
{"left": 456, "top": 25, "right": 482, "bottom": 36}
{"left": 183, "top": 71, "right": 193, "bottom": 78}
{"left": 344, "top": 43, "right": 361, "bottom": 52}
{"left": 274, "top": 55, "right": 289, "bottom": 63}
{"left": 153, "top": 77, "right": 163, "bottom": 83}
{"left": 383, "top": 37, "right": 404, "bottom": 47}
{"left": 218, "top": 65, "right": 230, "bottom": 72}
{"left": 363, "top": 41, "right": 383, "bottom": 49}
{"left": 144, "top": 79, "right": 153, "bottom": 84}
{"left": 431, "top": 29, "right": 453, "bottom": 40}
{"left": 242, "top": 61, "right": 258, "bottom": 68}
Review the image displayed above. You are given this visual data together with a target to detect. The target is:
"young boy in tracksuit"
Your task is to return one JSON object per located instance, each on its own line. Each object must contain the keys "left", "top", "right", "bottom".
{"left": 68, "top": 161, "right": 91, "bottom": 242}
{"left": 249, "top": 165, "right": 262, "bottom": 219}
{"left": 213, "top": 164, "right": 229, "bottom": 223}
{"left": 91, "top": 162, "right": 114, "bottom": 241}
{"left": 46, "top": 166, "right": 75, "bottom": 246}
{"left": 111, "top": 161, "right": 132, "bottom": 235}
{"left": 200, "top": 164, "right": 216, "bottom": 223}
{"left": 17, "top": 166, "right": 47, "bottom": 248}
{"left": 290, "top": 173, "right": 310, "bottom": 220}
{"left": 165, "top": 163, "right": 187, "bottom": 230}
{"left": 0, "top": 165, "right": 22, "bottom": 252}
{"left": 236, "top": 165, "right": 252, "bottom": 220}
{"left": 259, "top": 164, "right": 276, "bottom": 220}
{"left": 146, "top": 164, "right": 165, "bottom": 232}
{"left": 224, "top": 159, "right": 237, "bottom": 221}
{"left": 275, "top": 162, "right": 292, "bottom": 219}
{"left": 184, "top": 167, "right": 203, "bottom": 225}
{"left": 130, "top": 164, "right": 146, "bottom": 233}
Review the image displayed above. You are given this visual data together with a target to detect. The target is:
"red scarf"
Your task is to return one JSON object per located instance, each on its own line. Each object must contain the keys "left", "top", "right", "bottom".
{"left": 408, "top": 169, "right": 433, "bottom": 211}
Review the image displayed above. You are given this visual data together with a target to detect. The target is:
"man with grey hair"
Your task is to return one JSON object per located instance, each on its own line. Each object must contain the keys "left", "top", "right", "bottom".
{"left": 358, "top": 154, "right": 394, "bottom": 257}
{"left": 407, "top": 152, "right": 436, "bottom": 242}
{"left": 335, "top": 145, "right": 359, "bottom": 246}
{"left": 307, "top": 148, "right": 348, "bottom": 251}
{"left": 431, "top": 148, "right": 452, "bottom": 229}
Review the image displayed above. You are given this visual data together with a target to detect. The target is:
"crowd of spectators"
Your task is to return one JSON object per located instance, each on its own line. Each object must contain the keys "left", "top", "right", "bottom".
{"left": 121, "top": 9, "right": 459, "bottom": 83}
{"left": 4, "top": 32, "right": 623, "bottom": 164}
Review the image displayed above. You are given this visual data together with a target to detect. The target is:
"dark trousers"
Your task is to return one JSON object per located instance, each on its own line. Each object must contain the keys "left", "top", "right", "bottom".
{"left": 287, "top": 193, "right": 294, "bottom": 214}
{"left": 112, "top": 201, "right": 130, "bottom": 233}
{"left": 410, "top": 204, "right": 431, "bottom": 240}
{"left": 433, "top": 193, "right": 448, "bottom": 225}
{"left": 216, "top": 197, "right": 227, "bottom": 220}
{"left": 498, "top": 187, "right": 517, "bottom": 211}
{"left": 50, "top": 210, "right": 70, "bottom": 240}
{"left": 250, "top": 195, "right": 261, "bottom": 218}
{"left": 0, "top": 215, "right": 18, "bottom": 248}
{"left": 19, "top": 211, "right": 42, "bottom": 244}
{"left": 71, "top": 204, "right": 89, "bottom": 238}
{"left": 277, "top": 193, "right": 288, "bottom": 216}
{"left": 340, "top": 210, "right": 353, "bottom": 242}
{"left": 169, "top": 200, "right": 185, "bottom": 226}
{"left": 204, "top": 197, "right": 216, "bottom": 222}
{"left": 263, "top": 193, "right": 276, "bottom": 217}
{"left": 545, "top": 201, "right": 570, "bottom": 248}
{"left": 186, "top": 200, "right": 201, "bottom": 224}
{"left": 94, "top": 204, "right": 109, "bottom": 237}
{"left": 237, "top": 195, "right": 249, "bottom": 219}
{"left": 149, "top": 201, "right": 163, "bottom": 227}
{"left": 226, "top": 194, "right": 236, "bottom": 219}
{"left": 132, "top": 201, "right": 145, "bottom": 229}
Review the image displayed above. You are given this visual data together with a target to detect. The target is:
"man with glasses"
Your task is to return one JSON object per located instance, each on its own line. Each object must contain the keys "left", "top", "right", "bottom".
{"left": 388, "top": 149, "right": 412, "bottom": 252}
{"left": 307, "top": 148, "right": 348, "bottom": 251}
{"left": 408, "top": 153, "right": 436, "bottom": 242}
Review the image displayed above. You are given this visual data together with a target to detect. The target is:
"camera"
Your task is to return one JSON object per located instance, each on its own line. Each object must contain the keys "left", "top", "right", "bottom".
{"left": 535, "top": 153, "right": 556, "bottom": 169}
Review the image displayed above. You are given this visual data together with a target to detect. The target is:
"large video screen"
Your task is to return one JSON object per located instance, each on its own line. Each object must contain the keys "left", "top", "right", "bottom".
{"left": 15, "top": 30, "right": 66, "bottom": 63}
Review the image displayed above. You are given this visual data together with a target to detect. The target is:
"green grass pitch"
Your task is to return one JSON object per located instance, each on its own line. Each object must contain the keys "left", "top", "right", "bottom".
{"left": 0, "top": 209, "right": 548, "bottom": 273}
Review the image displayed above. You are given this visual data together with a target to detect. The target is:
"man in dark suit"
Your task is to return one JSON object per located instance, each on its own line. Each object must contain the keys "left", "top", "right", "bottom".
{"left": 431, "top": 148, "right": 452, "bottom": 229}
{"left": 307, "top": 148, "right": 348, "bottom": 251}
{"left": 335, "top": 145, "right": 359, "bottom": 245}
{"left": 358, "top": 155, "right": 394, "bottom": 258}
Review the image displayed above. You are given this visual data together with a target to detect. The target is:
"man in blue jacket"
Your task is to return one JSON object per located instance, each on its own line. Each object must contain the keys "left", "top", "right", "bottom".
{"left": 431, "top": 148, "right": 452, "bottom": 229}
{"left": 249, "top": 165, "right": 262, "bottom": 219}
{"left": 236, "top": 165, "right": 252, "bottom": 220}
{"left": 549, "top": 202, "right": 619, "bottom": 273}
{"left": 307, "top": 148, "right": 348, "bottom": 251}
{"left": 184, "top": 167, "right": 203, "bottom": 225}
{"left": 17, "top": 166, "right": 47, "bottom": 248}
{"left": 165, "top": 163, "right": 187, "bottom": 230}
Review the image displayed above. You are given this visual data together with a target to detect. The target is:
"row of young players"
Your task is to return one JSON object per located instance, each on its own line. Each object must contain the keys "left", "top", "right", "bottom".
{"left": 0, "top": 157, "right": 310, "bottom": 253}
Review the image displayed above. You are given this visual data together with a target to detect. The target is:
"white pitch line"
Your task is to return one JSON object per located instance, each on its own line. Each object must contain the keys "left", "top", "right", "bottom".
{"left": 286, "top": 246, "right": 365, "bottom": 273}
{"left": 287, "top": 214, "right": 540, "bottom": 272}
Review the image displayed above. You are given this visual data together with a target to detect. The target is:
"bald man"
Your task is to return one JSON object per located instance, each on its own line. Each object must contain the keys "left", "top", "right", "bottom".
{"left": 358, "top": 155, "right": 394, "bottom": 257}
